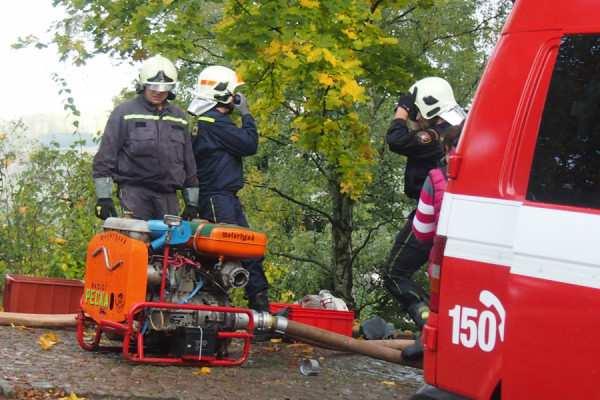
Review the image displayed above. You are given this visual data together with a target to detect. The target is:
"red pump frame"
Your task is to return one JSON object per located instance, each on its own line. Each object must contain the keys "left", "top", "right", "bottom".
{"left": 77, "top": 243, "right": 254, "bottom": 366}
{"left": 76, "top": 302, "right": 254, "bottom": 366}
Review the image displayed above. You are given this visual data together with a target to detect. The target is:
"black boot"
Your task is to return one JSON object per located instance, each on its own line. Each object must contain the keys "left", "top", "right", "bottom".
{"left": 403, "top": 335, "right": 424, "bottom": 362}
{"left": 248, "top": 289, "right": 270, "bottom": 312}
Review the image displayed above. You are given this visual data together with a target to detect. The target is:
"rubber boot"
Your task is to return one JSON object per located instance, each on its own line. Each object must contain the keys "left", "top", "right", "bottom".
{"left": 248, "top": 289, "right": 270, "bottom": 312}
{"left": 403, "top": 335, "right": 424, "bottom": 363}
{"left": 407, "top": 301, "right": 430, "bottom": 330}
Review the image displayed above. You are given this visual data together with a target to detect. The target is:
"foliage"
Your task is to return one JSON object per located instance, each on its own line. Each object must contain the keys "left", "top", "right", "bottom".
{"left": 0, "top": 123, "right": 98, "bottom": 281}
{"left": 11, "top": 0, "right": 511, "bottom": 321}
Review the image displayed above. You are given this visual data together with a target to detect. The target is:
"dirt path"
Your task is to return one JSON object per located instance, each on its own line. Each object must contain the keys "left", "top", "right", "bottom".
{"left": 0, "top": 326, "right": 422, "bottom": 400}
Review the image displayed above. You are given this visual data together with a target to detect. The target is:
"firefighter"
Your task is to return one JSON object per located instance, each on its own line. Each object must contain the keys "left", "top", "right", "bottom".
{"left": 187, "top": 65, "right": 270, "bottom": 314}
{"left": 93, "top": 55, "right": 199, "bottom": 221}
{"left": 383, "top": 77, "right": 466, "bottom": 330}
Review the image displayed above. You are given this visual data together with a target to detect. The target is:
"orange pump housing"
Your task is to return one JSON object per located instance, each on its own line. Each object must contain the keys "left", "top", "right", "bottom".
{"left": 82, "top": 231, "right": 148, "bottom": 323}
{"left": 188, "top": 221, "right": 267, "bottom": 260}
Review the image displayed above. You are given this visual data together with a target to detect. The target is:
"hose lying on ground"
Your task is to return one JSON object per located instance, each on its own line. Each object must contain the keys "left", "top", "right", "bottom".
{"left": 284, "top": 319, "right": 406, "bottom": 364}
{"left": 0, "top": 312, "right": 77, "bottom": 328}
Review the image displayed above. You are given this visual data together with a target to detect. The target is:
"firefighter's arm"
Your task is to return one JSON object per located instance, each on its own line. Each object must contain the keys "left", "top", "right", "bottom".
{"left": 92, "top": 108, "right": 124, "bottom": 219}
{"left": 211, "top": 115, "right": 259, "bottom": 157}
{"left": 93, "top": 108, "right": 125, "bottom": 182}
{"left": 386, "top": 118, "right": 413, "bottom": 155}
{"left": 180, "top": 124, "right": 200, "bottom": 220}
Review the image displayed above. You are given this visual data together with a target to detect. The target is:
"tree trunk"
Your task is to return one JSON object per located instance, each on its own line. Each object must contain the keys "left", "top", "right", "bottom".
{"left": 329, "top": 177, "right": 355, "bottom": 309}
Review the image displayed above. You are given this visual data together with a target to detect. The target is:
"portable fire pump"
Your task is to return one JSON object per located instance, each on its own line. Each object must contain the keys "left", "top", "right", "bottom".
{"left": 76, "top": 215, "right": 277, "bottom": 366}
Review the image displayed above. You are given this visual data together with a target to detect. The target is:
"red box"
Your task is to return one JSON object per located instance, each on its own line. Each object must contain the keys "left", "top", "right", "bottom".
{"left": 269, "top": 302, "right": 354, "bottom": 337}
{"left": 3, "top": 274, "right": 83, "bottom": 314}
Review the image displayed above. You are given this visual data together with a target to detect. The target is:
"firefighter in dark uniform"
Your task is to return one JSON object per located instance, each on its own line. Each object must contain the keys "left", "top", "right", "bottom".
{"left": 384, "top": 77, "right": 466, "bottom": 330}
{"left": 187, "top": 65, "right": 269, "bottom": 313}
{"left": 93, "top": 55, "right": 199, "bottom": 221}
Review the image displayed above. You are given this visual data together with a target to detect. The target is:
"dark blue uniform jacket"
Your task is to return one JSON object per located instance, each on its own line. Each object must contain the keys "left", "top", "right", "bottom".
{"left": 192, "top": 109, "right": 258, "bottom": 194}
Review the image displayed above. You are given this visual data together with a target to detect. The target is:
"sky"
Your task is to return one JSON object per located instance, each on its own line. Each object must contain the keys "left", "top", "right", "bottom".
{"left": 0, "top": 1, "right": 139, "bottom": 135}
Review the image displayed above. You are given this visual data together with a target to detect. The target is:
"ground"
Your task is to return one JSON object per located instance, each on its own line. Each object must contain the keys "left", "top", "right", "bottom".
{"left": 0, "top": 326, "right": 423, "bottom": 400}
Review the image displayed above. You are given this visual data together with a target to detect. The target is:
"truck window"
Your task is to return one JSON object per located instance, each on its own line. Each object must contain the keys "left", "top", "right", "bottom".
{"left": 527, "top": 34, "right": 600, "bottom": 209}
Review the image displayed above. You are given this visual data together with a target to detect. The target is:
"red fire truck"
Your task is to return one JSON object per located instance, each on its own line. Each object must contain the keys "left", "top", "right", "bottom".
{"left": 414, "top": 1, "right": 600, "bottom": 399}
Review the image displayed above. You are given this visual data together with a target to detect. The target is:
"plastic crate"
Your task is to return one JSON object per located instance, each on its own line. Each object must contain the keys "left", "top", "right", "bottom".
{"left": 3, "top": 274, "right": 83, "bottom": 314}
{"left": 270, "top": 302, "right": 354, "bottom": 337}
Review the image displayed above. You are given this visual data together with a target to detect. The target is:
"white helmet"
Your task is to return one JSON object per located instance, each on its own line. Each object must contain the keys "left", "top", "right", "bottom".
{"left": 188, "top": 65, "right": 244, "bottom": 115}
{"left": 409, "top": 77, "right": 466, "bottom": 125}
{"left": 139, "top": 55, "right": 178, "bottom": 92}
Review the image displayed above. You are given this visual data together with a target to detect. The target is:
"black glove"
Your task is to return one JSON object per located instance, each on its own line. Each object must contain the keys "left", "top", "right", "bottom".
{"left": 95, "top": 198, "right": 117, "bottom": 220}
{"left": 180, "top": 205, "right": 198, "bottom": 220}
{"left": 233, "top": 93, "right": 250, "bottom": 116}
{"left": 396, "top": 93, "right": 418, "bottom": 120}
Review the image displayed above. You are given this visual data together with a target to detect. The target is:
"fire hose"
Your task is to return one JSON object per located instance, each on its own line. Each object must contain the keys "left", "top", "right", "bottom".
{"left": 0, "top": 311, "right": 414, "bottom": 364}
{"left": 252, "top": 312, "right": 410, "bottom": 364}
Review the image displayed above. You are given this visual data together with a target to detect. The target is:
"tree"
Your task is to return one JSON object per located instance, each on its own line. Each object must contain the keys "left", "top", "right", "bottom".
{"left": 31, "top": 0, "right": 511, "bottom": 314}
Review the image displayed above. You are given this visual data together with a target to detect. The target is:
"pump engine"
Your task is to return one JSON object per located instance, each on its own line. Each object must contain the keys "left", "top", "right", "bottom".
{"left": 77, "top": 216, "right": 267, "bottom": 366}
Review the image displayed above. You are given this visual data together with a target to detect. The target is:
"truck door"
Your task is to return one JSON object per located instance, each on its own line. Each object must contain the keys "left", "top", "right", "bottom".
{"left": 504, "top": 33, "right": 600, "bottom": 399}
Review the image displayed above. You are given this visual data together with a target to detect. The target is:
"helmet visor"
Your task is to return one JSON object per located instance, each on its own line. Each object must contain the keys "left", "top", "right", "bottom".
{"left": 145, "top": 82, "right": 175, "bottom": 92}
{"left": 439, "top": 105, "right": 466, "bottom": 126}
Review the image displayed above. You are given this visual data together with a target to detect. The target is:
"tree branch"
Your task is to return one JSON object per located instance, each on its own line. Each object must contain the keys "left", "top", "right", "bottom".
{"left": 270, "top": 251, "right": 329, "bottom": 271}
{"left": 385, "top": 5, "right": 418, "bottom": 26}
{"left": 350, "top": 218, "right": 395, "bottom": 266}
{"left": 370, "top": 0, "right": 385, "bottom": 13}
{"left": 249, "top": 183, "right": 334, "bottom": 225}
{"left": 421, "top": 10, "right": 504, "bottom": 53}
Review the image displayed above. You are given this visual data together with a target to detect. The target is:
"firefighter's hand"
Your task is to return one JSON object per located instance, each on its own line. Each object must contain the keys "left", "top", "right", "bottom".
{"left": 95, "top": 198, "right": 117, "bottom": 220}
{"left": 395, "top": 93, "right": 418, "bottom": 121}
{"left": 233, "top": 93, "right": 250, "bottom": 116}
{"left": 180, "top": 205, "right": 198, "bottom": 220}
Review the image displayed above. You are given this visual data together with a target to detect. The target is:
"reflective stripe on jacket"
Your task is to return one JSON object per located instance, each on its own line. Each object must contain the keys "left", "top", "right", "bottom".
{"left": 412, "top": 167, "right": 448, "bottom": 243}
{"left": 92, "top": 95, "right": 198, "bottom": 193}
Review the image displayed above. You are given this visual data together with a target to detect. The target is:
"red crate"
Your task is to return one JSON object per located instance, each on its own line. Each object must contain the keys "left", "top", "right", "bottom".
{"left": 3, "top": 274, "right": 83, "bottom": 314}
{"left": 270, "top": 302, "right": 354, "bottom": 337}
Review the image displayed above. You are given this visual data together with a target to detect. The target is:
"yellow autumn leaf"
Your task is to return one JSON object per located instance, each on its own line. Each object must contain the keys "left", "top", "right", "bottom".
{"left": 381, "top": 380, "right": 396, "bottom": 387}
{"left": 340, "top": 79, "right": 365, "bottom": 101}
{"left": 193, "top": 367, "right": 212, "bottom": 376}
{"left": 317, "top": 73, "right": 334, "bottom": 86}
{"left": 270, "top": 338, "right": 283, "bottom": 343}
{"left": 50, "top": 237, "right": 67, "bottom": 245}
{"left": 0, "top": 132, "right": 6, "bottom": 140}
{"left": 263, "top": 40, "right": 282, "bottom": 61}
{"left": 378, "top": 37, "right": 399, "bottom": 45}
{"left": 162, "top": 0, "right": 174, "bottom": 5}
{"left": 321, "top": 49, "right": 338, "bottom": 67}
{"left": 306, "top": 48, "right": 322, "bottom": 63}
{"left": 38, "top": 332, "right": 59, "bottom": 350}
{"left": 323, "top": 119, "right": 338, "bottom": 133}
{"left": 343, "top": 29, "right": 358, "bottom": 40}
{"left": 299, "top": 0, "right": 320, "bottom": 8}
{"left": 18, "top": 206, "right": 28, "bottom": 215}
{"left": 59, "top": 392, "right": 86, "bottom": 400}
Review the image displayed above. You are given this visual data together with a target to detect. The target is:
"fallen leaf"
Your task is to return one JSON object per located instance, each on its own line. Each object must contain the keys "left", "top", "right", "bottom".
{"left": 59, "top": 393, "right": 86, "bottom": 400}
{"left": 381, "top": 380, "right": 396, "bottom": 387}
{"left": 193, "top": 367, "right": 211, "bottom": 376}
{"left": 38, "top": 332, "right": 59, "bottom": 350}
{"left": 270, "top": 338, "right": 282, "bottom": 344}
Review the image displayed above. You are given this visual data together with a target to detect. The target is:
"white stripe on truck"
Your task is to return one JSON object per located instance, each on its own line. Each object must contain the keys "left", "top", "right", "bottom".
{"left": 438, "top": 193, "right": 600, "bottom": 288}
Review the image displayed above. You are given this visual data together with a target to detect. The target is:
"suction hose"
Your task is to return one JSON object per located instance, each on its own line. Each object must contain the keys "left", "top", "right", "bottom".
{"left": 252, "top": 312, "right": 406, "bottom": 364}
